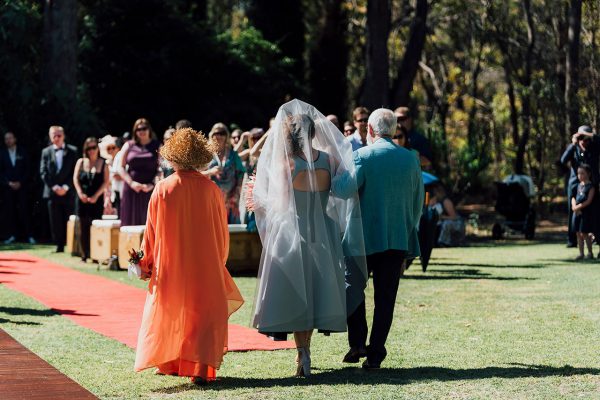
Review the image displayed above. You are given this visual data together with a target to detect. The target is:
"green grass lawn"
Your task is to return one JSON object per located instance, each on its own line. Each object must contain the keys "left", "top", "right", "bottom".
{"left": 1, "top": 242, "right": 600, "bottom": 399}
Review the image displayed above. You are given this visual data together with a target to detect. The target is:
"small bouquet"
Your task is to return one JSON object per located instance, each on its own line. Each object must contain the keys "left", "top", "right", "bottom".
{"left": 244, "top": 174, "right": 256, "bottom": 212}
{"left": 127, "top": 249, "right": 144, "bottom": 279}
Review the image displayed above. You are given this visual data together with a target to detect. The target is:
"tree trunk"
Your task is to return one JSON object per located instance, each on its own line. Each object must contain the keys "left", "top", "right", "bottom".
{"left": 360, "top": 0, "right": 391, "bottom": 109}
{"left": 41, "top": 0, "right": 78, "bottom": 107}
{"left": 308, "top": 0, "right": 348, "bottom": 118}
{"left": 515, "top": 0, "right": 535, "bottom": 175}
{"left": 565, "top": 0, "right": 582, "bottom": 137}
{"left": 390, "top": 0, "right": 428, "bottom": 107}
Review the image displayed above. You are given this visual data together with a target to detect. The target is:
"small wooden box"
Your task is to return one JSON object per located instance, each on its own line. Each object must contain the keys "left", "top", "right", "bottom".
{"left": 66, "top": 215, "right": 81, "bottom": 256}
{"left": 90, "top": 219, "right": 121, "bottom": 262}
{"left": 118, "top": 225, "right": 146, "bottom": 268}
{"left": 227, "top": 224, "right": 262, "bottom": 273}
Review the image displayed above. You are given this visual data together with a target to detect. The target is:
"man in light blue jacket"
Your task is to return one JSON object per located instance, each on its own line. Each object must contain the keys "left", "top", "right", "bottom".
{"left": 343, "top": 108, "right": 424, "bottom": 369}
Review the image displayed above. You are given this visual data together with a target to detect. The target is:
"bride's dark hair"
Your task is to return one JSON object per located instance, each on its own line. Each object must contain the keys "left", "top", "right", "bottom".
{"left": 285, "top": 114, "right": 315, "bottom": 157}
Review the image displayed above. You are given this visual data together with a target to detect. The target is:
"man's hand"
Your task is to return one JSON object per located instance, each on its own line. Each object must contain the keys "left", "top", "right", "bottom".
{"left": 8, "top": 181, "right": 21, "bottom": 190}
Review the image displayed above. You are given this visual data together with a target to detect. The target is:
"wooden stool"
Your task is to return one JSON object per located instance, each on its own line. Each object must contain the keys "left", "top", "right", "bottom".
{"left": 90, "top": 219, "right": 121, "bottom": 263}
{"left": 227, "top": 224, "right": 262, "bottom": 273}
{"left": 118, "top": 225, "right": 146, "bottom": 268}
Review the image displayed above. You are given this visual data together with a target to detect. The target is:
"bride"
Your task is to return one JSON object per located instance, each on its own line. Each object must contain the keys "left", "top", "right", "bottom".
{"left": 251, "top": 99, "right": 367, "bottom": 377}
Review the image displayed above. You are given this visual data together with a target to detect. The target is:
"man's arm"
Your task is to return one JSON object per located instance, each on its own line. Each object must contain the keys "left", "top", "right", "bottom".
{"left": 39, "top": 148, "right": 54, "bottom": 188}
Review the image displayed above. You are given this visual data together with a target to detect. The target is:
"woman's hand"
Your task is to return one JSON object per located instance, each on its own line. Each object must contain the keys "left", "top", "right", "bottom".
{"left": 88, "top": 195, "right": 98, "bottom": 204}
{"left": 130, "top": 181, "right": 144, "bottom": 192}
{"left": 141, "top": 184, "right": 154, "bottom": 193}
{"left": 206, "top": 166, "right": 222, "bottom": 177}
{"left": 78, "top": 192, "right": 89, "bottom": 203}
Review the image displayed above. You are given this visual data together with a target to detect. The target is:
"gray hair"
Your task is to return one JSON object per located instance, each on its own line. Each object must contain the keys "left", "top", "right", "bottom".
{"left": 368, "top": 108, "right": 397, "bottom": 137}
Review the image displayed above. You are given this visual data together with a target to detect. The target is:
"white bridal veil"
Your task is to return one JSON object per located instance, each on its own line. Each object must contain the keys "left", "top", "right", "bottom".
{"left": 252, "top": 99, "right": 368, "bottom": 332}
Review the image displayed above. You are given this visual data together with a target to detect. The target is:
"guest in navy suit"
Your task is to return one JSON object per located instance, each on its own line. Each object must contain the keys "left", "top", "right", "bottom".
{"left": 39, "top": 126, "right": 78, "bottom": 252}
{"left": 0, "top": 132, "right": 35, "bottom": 244}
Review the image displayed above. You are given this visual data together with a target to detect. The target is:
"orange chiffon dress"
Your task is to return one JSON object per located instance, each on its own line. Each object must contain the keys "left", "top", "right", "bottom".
{"left": 134, "top": 170, "right": 244, "bottom": 381}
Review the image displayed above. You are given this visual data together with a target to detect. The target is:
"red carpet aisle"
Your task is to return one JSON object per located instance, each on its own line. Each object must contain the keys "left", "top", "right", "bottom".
{"left": 0, "top": 253, "right": 293, "bottom": 351}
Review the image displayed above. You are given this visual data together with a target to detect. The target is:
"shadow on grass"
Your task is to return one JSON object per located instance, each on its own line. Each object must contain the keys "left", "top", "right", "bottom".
{"left": 425, "top": 262, "right": 547, "bottom": 269}
{"left": 402, "top": 269, "right": 536, "bottom": 281}
{"left": 152, "top": 364, "right": 600, "bottom": 392}
{"left": 0, "top": 243, "right": 40, "bottom": 251}
{"left": 0, "top": 317, "right": 41, "bottom": 325}
{"left": 0, "top": 306, "right": 99, "bottom": 317}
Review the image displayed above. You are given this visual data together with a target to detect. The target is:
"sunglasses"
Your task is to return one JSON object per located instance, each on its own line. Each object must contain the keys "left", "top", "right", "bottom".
{"left": 231, "top": 136, "right": 240, "bottom": 140}
{"left": 136, "top": 126, "right": 149, "bottom": 132}
{"left": 212, "top": 131, "right": 227, "bottom": 136}
{"left": 86, "top": 145, "right": 98, "bottom": 151}
{"left": 397, "top": 116, "right": 409, "bottom": 122}
{"left": 393, "top": 135, "right": 405, "bottom": 140}
{"left": 355, "top": 118, "right": 368, "bottom": 123}
{"left": 106, "top": 146, "right": 117, "bottom": 151}
{"left": 344, "top": 129, "right": 354, "bottom": 133}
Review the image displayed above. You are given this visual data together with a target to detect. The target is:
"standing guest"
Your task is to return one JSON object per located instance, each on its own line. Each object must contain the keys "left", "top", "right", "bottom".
{"left": 175, "top": 119, "right": 192, "bottom": 129}
{"left": 343, "top": 121, "right": 355, "bottom": 137}
{"left": 344, "top": 108, "right": 424, "bottom": 369}
{"left": 230, "top": 129, "right": 243, "bottom": 150}
{"left": 119, "top": 118, "right": 160, "bottom": 226}
{"left": 202, "top": 123, "right": 245, "bottom": 224}
{"left": 571, "top": 164, "right": 596, "bottom": 260}
{"left": 561, "top": 125, "right": 600, "bottom": 248}
{"left": 98, "top": 135, "right": 121, "bottom": 215}
{"left": 394, "top": 106, "right": 433, "bottom": 168}
{"left": 327, "top": 114, "right": 340, "bottom": 129}
{"left": 0, "top": 132, "right": 35, "bottom": 244}
{"left": 73, "top": 137, "right": 109, "bottom": 262}
{"left": 159, "top": 128, "right": 176, "bottom": 179}
{"left": 348, "top": 107, "right": 370, "bottom": 151}
{"left": 40, "top": 126, "right": 78, "bottom": 252}
{"left": 134, "top": 128, "right": 243, "bottom": 385}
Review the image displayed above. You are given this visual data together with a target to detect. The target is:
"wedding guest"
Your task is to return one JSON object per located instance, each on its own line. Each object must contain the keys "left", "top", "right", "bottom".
{"left": 344, "top": 108, "right": 424, "bottom": 369}
{"left": 134, "top": 128, "right": 243, "bottom": 385}
{"left": 40, "top": 126, "right": 78, "bottom": 252}
{"left": 230, "top": 129, "right": 243, "bottom": 150}
{"left": 560, "top": 125, "right": 600, "bottom": 248}
{"left": 0, "top": 132, "right": 35, "bottom": 244}
{"left": 251, "top": 100, "right": 367, "bottom": 377}
{"left": 202, "top": 123, "right": 245, "bottom": 223}
{"left": 98, "top": 135, "right": 121, "bottom": 215}
{"left": 159, "top": 128, "right": 176, "bottom": 179}
{"left": 394, "top": 106, "right": 433, "bottom": 168}
{"left": 348, "top": 107, "right": 369, "bottom": 151}
{"left": 119, "top": 118, "right": 160, "bottom": 226}
{"left": 73, "top": 137, "right": 109, "bottom": 262}
{"left": 175, "top": 119, "right": 192, "bottom": 129}
{"left": 327, "top": 114, "right": 340, "bottom": 129}
{"left": 343, "top": 121, "right": 355, "bottom": 137}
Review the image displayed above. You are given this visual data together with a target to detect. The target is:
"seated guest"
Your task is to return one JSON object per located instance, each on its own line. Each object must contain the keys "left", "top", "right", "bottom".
{"left": 119, "top": 118, "right": 160, "bottom": 226}
{"left": 40, "top": 126, "right": 78, "bottom": 252}
{"left": 134, "top": 128, "right": 243, "bottom": 385}
{"left": 343, "top": 121, "right": 355, "bottom": 137}
{"left": 347, "top": 107, "right": 369, "bottom": 151}
{"left": 0, "top": 131, "right": 35, "bottom": 244}
{"left": 394, "top": 106, "right": 433, "bottom": 168}
{"left": 429, "top": 184, "right": 464, "bottom": 246}
{"left": 202, "top": 123, "right": 245, "bottom": 223}
{"left": 73, "top": 137, "right": 109, "bottom": 261}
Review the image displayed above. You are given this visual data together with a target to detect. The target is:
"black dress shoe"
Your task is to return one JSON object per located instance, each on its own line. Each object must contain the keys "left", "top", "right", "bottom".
{"left": 342, "top": 347, "right": 367, "bottom": 363}
{"left": 362, "top": 359, "right": 381, "bottom": 370}
{"left": 53, "top": 246, "right": 65, "bottom": 253}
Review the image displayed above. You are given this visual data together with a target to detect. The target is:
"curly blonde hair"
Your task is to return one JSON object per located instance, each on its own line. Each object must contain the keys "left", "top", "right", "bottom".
{"left": 159, "top": 128, "right": 215, "bottom": 170}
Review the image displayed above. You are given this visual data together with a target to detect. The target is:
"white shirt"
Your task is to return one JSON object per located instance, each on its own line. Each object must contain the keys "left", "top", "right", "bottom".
{"left": 347, "top": 130, "right": 366, "bottom": 152}
{"left": 53, "top": 144, "right": 65, "bottom": 171}
{"left": 7, "top": 147, "right": 16, "bottom": 167}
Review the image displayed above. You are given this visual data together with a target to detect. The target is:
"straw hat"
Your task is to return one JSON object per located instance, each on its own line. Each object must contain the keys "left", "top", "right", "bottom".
{"left": 159, "top": 128, "right": 215, "bottom": 170}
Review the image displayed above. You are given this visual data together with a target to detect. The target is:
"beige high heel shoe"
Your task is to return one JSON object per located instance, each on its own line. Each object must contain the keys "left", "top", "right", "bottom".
{"left": 295, "top": 347, "right": 311, "bottom": 377}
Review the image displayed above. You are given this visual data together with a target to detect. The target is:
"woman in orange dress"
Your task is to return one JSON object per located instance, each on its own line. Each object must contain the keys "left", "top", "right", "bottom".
{"left": 133, "top": 128, "right": 244, "bottom": 385}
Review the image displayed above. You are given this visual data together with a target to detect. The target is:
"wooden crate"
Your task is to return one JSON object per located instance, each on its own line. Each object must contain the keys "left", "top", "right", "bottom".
{"left": 66, "top": 215, "right": 81, "bottom": 256}
{"left": 118, "top": 226, "right": 146, "bottom": 268}
{"left": 90, "top": 219, "right": 121, "bottom": 262}
{"left": 227, "top": 224, "right": 262, "bottom": 273}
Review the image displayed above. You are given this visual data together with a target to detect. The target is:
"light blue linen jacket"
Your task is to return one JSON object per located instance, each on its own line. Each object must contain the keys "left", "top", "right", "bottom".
{"left": 352, "top": 137, "right": 424, "bottom": 257}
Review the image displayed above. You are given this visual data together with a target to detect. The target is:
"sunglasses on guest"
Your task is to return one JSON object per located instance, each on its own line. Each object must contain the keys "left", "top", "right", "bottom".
{"left": 354, "top": 118, "right": 368, "bottom": 123}
{"left": 212, "top": 131, "right": 227, "bottom": 137}
{"left": 136, "top": 126, "right": 149, "bottom": 132}
{"left": 106, "top": 145, "right": 117, "bottom": 151}
{"left": 85, "top": 145, "right": 98, "bottom": 151}
{"left": 397, "top": 116, "right": 409, "bottom": 122}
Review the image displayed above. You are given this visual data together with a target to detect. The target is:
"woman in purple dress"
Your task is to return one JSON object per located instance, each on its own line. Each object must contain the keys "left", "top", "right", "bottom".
{"left": 119, "top": 118, "right": 160, "bottom": 226}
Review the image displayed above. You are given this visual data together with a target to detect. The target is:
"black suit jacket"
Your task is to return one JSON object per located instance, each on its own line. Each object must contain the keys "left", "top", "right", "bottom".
{"left": 40, "top": 144, "right": 79, "bottom": 199}
{"left": 0, "top": 146, "right": 29, "bottom": 187}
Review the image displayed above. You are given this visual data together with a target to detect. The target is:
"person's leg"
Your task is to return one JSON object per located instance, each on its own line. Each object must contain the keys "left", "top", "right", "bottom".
{"left": 367, "top": 250, "right": 406, "bottom": 366}
{"left": 567, "top": 183, "right": 577, "bottom": 246}
{"left": 585, "top": 233, "right": 594, "bottom": 257}
{"left": 79, "top": 215, "right": 91, "bottom": 260}
{"left": 4, "top": 188, "right": 17, "bottom": 239}
{"left": 16, "top": 187, "right": 32, "bottom": 239}
{"left": 577, "top": 232, "right": 585, "bottom": 259}
{"left": 344, "top": 255, "right": 373, "bottom": 362}
{"left": 47, "top": 198, "right": 63, "bottom": 251}
{"left": 293, "top": 330, "right": 312, "bottom": 376}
